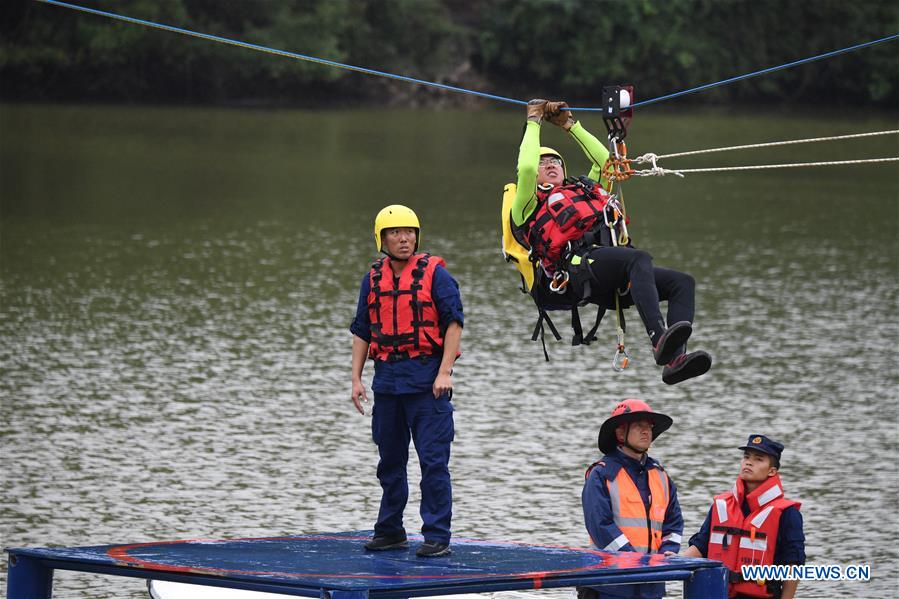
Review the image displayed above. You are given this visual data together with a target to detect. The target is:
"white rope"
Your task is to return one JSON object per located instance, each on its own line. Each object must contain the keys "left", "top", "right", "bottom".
{"left": 633, "top": 129, "right": 899, "bottom": 162}
{"left": 632, "top": 156, "right": 899, "bottom": 177}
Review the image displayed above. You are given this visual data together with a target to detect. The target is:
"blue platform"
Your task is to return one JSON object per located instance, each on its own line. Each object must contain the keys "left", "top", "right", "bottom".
{"left": 5, "top": 531, "right": 728, "bottom": 598}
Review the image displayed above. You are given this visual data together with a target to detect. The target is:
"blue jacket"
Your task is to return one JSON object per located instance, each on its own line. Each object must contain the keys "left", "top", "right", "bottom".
{"left": 350, "top": 263, "right": 463, "bottom": 395}
{"left": 582, "top": 449, "right": 684, "bottom": 598}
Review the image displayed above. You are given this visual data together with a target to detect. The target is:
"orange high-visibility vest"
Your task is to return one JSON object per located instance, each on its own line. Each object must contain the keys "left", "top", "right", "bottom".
{"left": 604, "top": 466, "right": 670, "bottom": 553}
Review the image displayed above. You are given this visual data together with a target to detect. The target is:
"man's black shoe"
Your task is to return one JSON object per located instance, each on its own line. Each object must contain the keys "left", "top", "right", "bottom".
{"left": 416, "top": 541, "right": 451, "bottom": 557}
{"left": 364, "top": 534, "right": 408, "bottom": 551}
{"left": 662, "top": 350, "right": 712, "bottom": 385}
{"left": 653, "top": 321, "right": 693, "bottom": 366}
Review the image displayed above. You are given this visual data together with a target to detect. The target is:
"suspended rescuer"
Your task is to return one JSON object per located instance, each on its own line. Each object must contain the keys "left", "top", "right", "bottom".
{"left": 579, "top": 399, "right": 684, "bottom": 599}
{"left": 350, "top": 205, "right": 463, "bottom": 558}
{"left": 676, "top": 435, "right": 805, "bottom": 599}
{"left": 508, "top": 99, "right": 711, "bottom": 384}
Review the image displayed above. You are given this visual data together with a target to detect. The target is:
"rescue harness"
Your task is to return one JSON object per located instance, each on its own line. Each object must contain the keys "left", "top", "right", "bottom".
{"left": 500, "top": 85, "right": 638, "bottom": 367}
{"left": 518, "top": 176, "right": 631, "bottom": 362}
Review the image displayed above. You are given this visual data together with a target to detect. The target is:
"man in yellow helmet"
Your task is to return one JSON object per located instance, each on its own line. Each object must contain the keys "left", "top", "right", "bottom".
{"left": 508, "top": 99, "right": 711, "bottom": 385}
{"left": 350, "top": 204, "right": 463, "bottom": 558}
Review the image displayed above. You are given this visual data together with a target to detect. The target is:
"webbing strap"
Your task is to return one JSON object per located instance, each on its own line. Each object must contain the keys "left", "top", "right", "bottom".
{"left": 583, "top": 306, "right": 605, "bottom": 345}
{"left": 531, "top": 309, "right": 563, "bottom": 362}
{"left": 571, "top": 307, "right": 584, "bottom": 346}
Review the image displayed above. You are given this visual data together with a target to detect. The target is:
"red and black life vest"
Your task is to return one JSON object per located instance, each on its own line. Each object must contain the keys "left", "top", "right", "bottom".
{"left": 707, "top": 474, "right": 801, "bottom": 598}
{"left": 525, "top": 177, "right": 613, "bottom": 271}
{"left": 367, "top": 253, "right": 446, "bottom": 362}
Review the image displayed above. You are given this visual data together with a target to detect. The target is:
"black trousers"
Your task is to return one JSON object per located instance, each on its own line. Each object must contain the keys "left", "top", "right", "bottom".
{"left": 581, "top": 246, "right": 696, "bottom": 348}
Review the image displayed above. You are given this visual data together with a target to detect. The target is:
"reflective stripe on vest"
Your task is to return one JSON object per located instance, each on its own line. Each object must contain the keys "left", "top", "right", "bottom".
{"left": 757, "top": 483, "right": 784, "bottom": 507}
{"left": 604, "top": 533, "right": 630, "bottom": 552}
{"left": 367, "top": 253, "right": 445, "bottom": 361}
{"left": 661, "top": 532, "right": 682, "bottom": 545}
{"left": 715, "top": 498, "right": 729, "bottom": 523}
{"left": 605, "top": 466, "right": 670, "bottom": 553}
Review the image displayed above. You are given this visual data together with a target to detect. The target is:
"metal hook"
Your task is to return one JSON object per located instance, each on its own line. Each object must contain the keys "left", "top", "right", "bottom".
{"left": 548, "top": 270, "right": 569, "bottom": 294}
{"left": 612, "top": 345, "right": 630, "bottom": 372}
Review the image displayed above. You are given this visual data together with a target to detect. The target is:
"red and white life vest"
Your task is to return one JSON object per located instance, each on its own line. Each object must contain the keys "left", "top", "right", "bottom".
{"left": 525, "top": 179, "right": 612, "bottom": 271}
{"left": 707, "top": 474, "right": 801, "bottom": 598}
{"left": 367, "top": 253, "right": 445, "bottom": 362}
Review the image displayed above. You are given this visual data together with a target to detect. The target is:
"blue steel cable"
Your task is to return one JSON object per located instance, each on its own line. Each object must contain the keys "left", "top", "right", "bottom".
{"left": 630, "top": 33, "right": 899, "bottom": 108}
{"left": 36, "top": 0, "right": 528, "bottom": 107}
{"left": 37, "top": 0, "right": 899, "bottom": 111}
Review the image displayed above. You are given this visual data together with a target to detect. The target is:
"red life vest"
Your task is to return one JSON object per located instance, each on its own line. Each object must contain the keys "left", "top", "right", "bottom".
{"left": 367, "top": 253, "right": 446, "bottom": 362}
{"left": 525, "top": 178, "right": 613, "bottom": 271}
{"left": 707, "top": 474, "right": 801, "bottom": 598}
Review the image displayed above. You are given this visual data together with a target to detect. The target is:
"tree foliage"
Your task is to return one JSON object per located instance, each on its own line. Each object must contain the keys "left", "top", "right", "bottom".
{"left": 2, "top": 0, "right": 897, "bottom": 107}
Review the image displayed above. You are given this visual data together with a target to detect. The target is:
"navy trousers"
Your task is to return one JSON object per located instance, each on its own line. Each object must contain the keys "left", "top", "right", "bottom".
{"left": 371, "top": 390, "right": 454, "bottom": 543}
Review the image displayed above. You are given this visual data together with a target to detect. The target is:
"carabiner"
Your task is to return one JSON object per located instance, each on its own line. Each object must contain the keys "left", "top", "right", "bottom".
{"left": 549, "top": 270, "right": 569, "bottom": 294}
{"left": 611, "top": 344, "right": 630, "bottom": 372}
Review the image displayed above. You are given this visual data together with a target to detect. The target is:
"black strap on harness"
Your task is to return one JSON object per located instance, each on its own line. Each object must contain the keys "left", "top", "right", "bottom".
{"left": 529, "top": 304, "right": 606, "bottom": 362}
{"left": 726, "top": 568, "right": 784, "bottom": 598}
{"left": 528, "top": 261, "right": 607, "bottom": 361}
{"left": 531, "top": 306, "right": 563, "bottom": 362}
{"left": 712, "top": 525, "right": 768, "bottom": 550}
{"left": 570, "top": 304, "right": 605, "bottom": 347}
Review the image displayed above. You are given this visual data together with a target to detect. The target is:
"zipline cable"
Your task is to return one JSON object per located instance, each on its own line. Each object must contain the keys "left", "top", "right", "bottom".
{"left": 36, "top": 0, "right": 899, "bottom": 112}
{"left": 635, "top": 130, "right": 899, "bottom": 161}
{"left": 629, "top": 34, "right": 899, "bottom": 108}
{"left": 626, "top": 130, "right": 899, "bottom": 177}
{"left": 36, "top": 0, "right": 528, "bottom": 107}
{"left": 632, "top": 157, "right": 899, "bottom": 178}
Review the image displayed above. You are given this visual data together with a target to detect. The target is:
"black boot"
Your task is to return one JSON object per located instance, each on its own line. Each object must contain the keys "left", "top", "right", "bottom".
{"left": 364, "top": 533, "right": 408, "bottom": 551}
{"left": 662, "top": 351, "right": 712, "bottom": 385}
{"left": 652, "top": 321, "right": 693, "bottom": 366}
{"left": 416, "top": 540, "right": 451, "bottom": 557}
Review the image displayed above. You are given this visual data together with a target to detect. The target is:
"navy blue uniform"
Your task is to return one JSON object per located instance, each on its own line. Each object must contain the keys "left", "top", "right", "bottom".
{"left": 351, "top": 265, "right": 463, "bottom": 544}
{"left": 581, "top": 450, "right": 684, "bottom": 599}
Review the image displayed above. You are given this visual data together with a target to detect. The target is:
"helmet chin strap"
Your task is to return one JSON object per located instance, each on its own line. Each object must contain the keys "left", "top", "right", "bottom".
{"left": 620, "top": 422, "right": 647, "bottom": 456}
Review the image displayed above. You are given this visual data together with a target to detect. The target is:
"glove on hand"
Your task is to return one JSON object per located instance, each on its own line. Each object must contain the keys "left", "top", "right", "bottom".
{"left": 545, "top": 101, "right": 576, "bottom": 130}
{"left": 527, "top": 99, "right": 547, "bottom": 123}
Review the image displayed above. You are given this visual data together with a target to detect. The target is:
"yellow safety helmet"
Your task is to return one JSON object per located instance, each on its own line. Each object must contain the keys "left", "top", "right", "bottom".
{"left": 539, "top": 146, "right": 567, "bottom": 178}
{"left": 374, "top": 204, "right": 420, "bottom": 252}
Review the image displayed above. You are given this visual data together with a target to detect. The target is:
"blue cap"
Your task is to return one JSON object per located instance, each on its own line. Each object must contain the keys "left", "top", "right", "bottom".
{"left": 738, "top": 435, "right": 784, "bottom": 460}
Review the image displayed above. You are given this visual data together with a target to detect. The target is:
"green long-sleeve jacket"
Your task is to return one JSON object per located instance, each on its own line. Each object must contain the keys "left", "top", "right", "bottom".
{"left": 511, "top": 120, "right": 611, "bottom": 228}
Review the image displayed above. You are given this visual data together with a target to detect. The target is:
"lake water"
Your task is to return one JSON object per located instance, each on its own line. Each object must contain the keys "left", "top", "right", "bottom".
{"left": 1, "top": 104, "right": 897, "bottom": 598}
